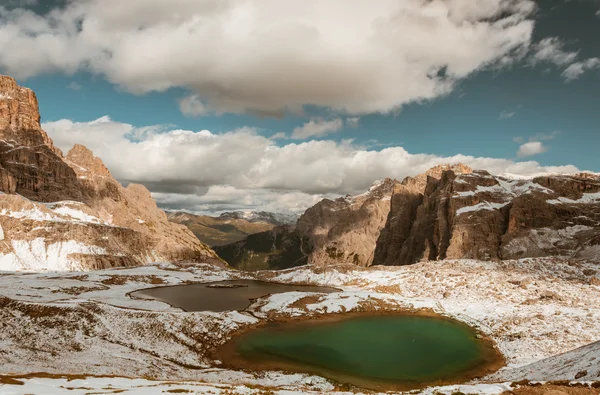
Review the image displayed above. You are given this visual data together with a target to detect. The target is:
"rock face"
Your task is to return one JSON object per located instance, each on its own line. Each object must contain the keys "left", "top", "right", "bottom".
{"left": 215, "top": 178, "right": 396, "bottom": 269}
{"left": 297, "top": 178, "right": 396, "bottom": 266}
{"left": 218, "top": 163, "right": 600, "bottom": 269}
{"left": 0, "top": 75, "right": 219, "bottom": 271}
{"left": 373, "top": 168, "right": 600, "bottom": 265}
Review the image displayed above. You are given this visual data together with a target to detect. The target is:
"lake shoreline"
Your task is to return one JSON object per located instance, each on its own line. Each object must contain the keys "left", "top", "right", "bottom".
{"left": 212, "top": 309, "right": 506, "bottom": 392}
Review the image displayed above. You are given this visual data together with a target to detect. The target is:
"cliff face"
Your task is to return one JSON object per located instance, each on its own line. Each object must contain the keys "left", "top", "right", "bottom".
{"left": 0, "top": 75, "right": 219, "bottom": 271}
{"left": 297, "top": 178, "right": 396, "bottom": 266}
{"left": 215, "top": 178, "right": 397, "bottom": 269}
{"left": 373, "top": 169, "right": 600, "bottom": 265}
{"left": 217, "top": 163, "right": 600, "bottom": 270}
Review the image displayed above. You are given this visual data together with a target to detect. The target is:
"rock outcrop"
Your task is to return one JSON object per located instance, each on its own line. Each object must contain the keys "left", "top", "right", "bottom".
{"left": 215, "top": 178, "right": 397, "bottom": 269}
{"left": 0, "top": 75, "right": 219, "bottom": 271}
{"left": 217, "top": 163, "right": 600, "bottom": 269}
{"left": 373, "top": 168, "right": 600, "bottom": 265}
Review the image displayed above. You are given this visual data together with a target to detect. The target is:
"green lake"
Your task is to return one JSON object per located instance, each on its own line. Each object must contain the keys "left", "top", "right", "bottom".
{"left": 222, "top": 314, "right": 501, "bottom": 390}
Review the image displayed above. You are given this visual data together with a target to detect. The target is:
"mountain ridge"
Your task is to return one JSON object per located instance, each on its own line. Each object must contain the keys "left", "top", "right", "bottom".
{"left": 215, "top": 164, "right": 600, "bottom": 268}
{"left": 0, "top": 75, "right": 220, "bottom": 271}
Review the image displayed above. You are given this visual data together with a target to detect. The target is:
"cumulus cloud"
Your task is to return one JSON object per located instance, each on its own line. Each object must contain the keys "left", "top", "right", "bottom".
{"left": 291, "top": 118, "right": 343, "bottom": 140}
{"left": 528, "top": 37, "right": 600, "bottom": 81}
{"left": 517, "top": 141, "right": 548, "bottom": 157}
{"left": 0, "top": 0, "right": 536, "bottom": 116}
{"left": 179, "top": 95, "right": 209, "bottom": 117}
{"left": 43, "top": 117, "right": 581, "bottom": 212}
{"left": 530, "top": 37, "right": 578, "bottom": 66}
{"left": 562, "top": 58, "right": 600, "bottom": 81}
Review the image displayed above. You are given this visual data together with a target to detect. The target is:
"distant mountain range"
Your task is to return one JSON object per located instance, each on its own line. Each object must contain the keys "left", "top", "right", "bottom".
{"left": 215, "top": 163, "right": 600, "bottom": 270}
{"left": 167, "top": 210, "right": 298, "bottom": 247}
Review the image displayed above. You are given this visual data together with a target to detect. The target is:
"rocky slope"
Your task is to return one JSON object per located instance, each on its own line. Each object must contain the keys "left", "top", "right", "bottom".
{"left": 167, "top": 211, "right": 283, "bottom": 246}
{"left": 215, "top": 178, "right": 397, "bottom": 269}
{"left": 373, "top": 168, "right": 600, "bottom": 265}
{"left": 0, "top": 75, "right": 219, "bottom": 271}
{"left": 217, "top": 164, "right": 599, "bottom": 269}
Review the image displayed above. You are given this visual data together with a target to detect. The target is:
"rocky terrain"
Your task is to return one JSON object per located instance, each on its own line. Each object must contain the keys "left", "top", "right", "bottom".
{"left": 374, "top": 169, "right": 600, "bottom": 265}
{"left": 215, "top": 178, "right": 398, "bottom": 269}
{"left": 217, "top": 163, "right": 600, "bottom": 268}
{"left": 0, "top": 257, "right": 599, "bottom": 394}
{"left": 167, "top": 210, "right": 296, "bottom": 246}
{"left": 0, "top": 75, "right": 219, "bottom": 271}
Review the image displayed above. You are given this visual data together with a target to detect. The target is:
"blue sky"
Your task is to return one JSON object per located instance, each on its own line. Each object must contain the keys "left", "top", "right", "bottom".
{"left": 1, "top": 0, "right": 599, "bottom": 213}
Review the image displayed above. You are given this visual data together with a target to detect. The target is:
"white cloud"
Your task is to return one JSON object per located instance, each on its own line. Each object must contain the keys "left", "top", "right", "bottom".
{"left": 0, "top": 0, "right": 535, "bottom": 116}
{"left": 270, "top": 132, "right": 288, "bottom": 140}
{"left": 179, "top": 94, "right": 209, "bottom": 117}
{"left": 153, "top": 186, "right": 331, "bottom": 215}
{"left": 346, "top": 117, "right": 360, "bottom": 128}
{"left": 530, "top": 37, "right": 578, "bottom": 66}
{"left": 67, "top": 81, "right": 82, "bottom": 91}
{"left": 499, "top": 110, "right": 516, "bottom": 119}
{"left": 562, "top": 58, "right": 600, "bottom": 81}
{"left": 513, "top": 136, "right": 524, "bottom": 144}
{"left": 532, "top": 130, "right": 560, "bottom": 141}
{"left": 517, "top": 141, "right": 548, "bottom": 157}
{"left": 291, "top": 118, "right": 343, "bottom": 140}
{"left": 43, "top": 116, "right": 581, "bottom": 212}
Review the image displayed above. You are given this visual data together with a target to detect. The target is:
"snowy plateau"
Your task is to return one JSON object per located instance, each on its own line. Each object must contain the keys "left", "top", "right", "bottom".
{"left": 1, "top": 258, "right": 599, "bottom": 394}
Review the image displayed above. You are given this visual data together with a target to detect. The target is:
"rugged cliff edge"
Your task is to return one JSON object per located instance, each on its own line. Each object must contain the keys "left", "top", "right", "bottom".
{"left": 217, "top": 163, "right": 600, "bottom": 269}
{"left": 215, "top": 178, "right": 398, "bottom": 269}
{"left": 0, "top": 75, "right": 219, "bottom": 271}
{"left": 373, "top": 168, "right": 600, "bottom": 265}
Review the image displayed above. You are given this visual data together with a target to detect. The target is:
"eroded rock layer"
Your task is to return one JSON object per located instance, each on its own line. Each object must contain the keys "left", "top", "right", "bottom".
{"left": 373, "top": 169, "right": 600, "bottom": 265}
{"left": 0, "top": 75, "right": 219, "bottom": 271}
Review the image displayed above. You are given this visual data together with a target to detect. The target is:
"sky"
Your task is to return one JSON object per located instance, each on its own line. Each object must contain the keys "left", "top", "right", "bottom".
{"left": 1, "top": 0, "right": 599, "bottom": 214}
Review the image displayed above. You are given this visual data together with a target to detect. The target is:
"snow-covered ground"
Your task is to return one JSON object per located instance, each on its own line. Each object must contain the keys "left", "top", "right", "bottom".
{"left": 1, "top": 258, "right": 599, "bottom": 394}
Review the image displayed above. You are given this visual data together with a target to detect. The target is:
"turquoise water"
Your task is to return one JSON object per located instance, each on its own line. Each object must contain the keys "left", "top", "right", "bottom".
{"left": 233, "top": 315, "right": 493, "bottom": 387}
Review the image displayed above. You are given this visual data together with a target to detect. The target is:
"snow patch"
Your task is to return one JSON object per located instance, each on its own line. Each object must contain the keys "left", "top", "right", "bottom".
{"left": 456, "top": 201, "right": 507, "bottom": 216}
{"left": 0, "top": 238, "right": 109, "bottom": 271}
{"left": 547, "top": 191, "right": 600, "bottom": 205}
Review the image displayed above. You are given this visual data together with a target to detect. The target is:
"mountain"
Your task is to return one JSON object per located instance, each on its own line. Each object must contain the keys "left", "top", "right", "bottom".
{"left": 217, "top": 211, "right": 297, "bottom": 226}
{"left": 166, "top": 211, "right": 295, "bottom": 246}
{"left": 214, "top": 177, "right": 399, "bottom": 269}
{"left": 216, "top": 163, "right": 600, "bottom": 269}
{"left": 374, "top": 168, "right": 600, "bottom": 265}
{"left": 0, "top": 75, "right": 219, "bottom": 271}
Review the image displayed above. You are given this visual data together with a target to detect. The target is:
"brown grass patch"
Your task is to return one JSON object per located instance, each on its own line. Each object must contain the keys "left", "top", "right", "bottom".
{"left": 372, "top": 284, "right": 402, "bottom": 294}
{"left": 100, "top": 275, "right": 166, "bottom": 286}
{"left": 51, "top": 285, "right": 107, "bottom": 295}
{"left": 0, "top": 377, "right": 24, "bottom": 385}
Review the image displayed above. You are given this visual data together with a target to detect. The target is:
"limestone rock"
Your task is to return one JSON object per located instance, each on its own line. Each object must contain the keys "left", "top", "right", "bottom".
{"left": 0, "top": 75, "right": 219, "bottom": 271}
{"left": 374, "top": 168, "right": 600, "bottom": 265}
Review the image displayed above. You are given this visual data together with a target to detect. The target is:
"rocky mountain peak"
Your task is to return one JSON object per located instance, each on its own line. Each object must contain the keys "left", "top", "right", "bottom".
{"left": 66, "top": 144, "right": 112, "bottom": 177}
{"left": 0, "top": 75, "right": 41, "bottom": 131}
{"left": 0, "top": 75, "right": 62, "bottom": 157}
{"left": 0, "top": 76, "right": 220, "bottom": 271}
{"left": 401, "top": 163, "right": 473, "bottom": 191}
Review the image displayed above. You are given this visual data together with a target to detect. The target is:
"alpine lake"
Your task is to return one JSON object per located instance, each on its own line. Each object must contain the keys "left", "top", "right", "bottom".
{"left": 131, "top": 280, "right": 503, "bottom": 390}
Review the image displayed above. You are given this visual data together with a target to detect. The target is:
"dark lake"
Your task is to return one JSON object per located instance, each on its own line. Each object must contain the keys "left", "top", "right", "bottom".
{"left": 130, "top": 279, "right": 339, "bottom": 312}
